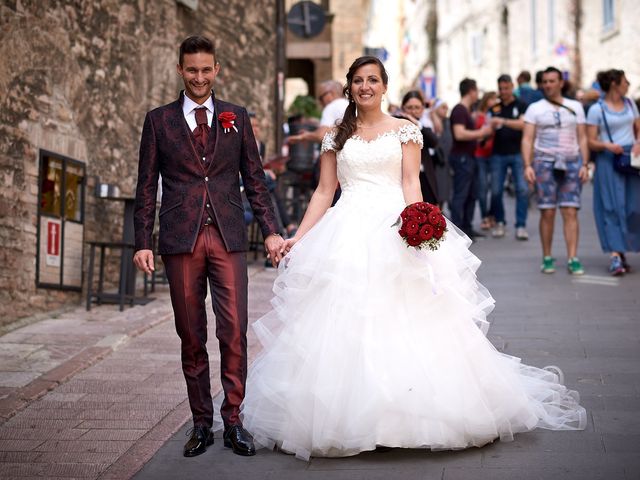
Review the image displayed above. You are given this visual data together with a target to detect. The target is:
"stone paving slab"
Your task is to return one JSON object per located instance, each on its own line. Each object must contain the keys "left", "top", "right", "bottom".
{"left": 0, "top": 296, "right": 176, "bottom": 420}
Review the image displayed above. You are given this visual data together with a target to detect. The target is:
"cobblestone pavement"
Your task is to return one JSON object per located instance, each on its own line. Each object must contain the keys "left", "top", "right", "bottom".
{"left": 2, "top": 185, "right": 639, "bottom": 479}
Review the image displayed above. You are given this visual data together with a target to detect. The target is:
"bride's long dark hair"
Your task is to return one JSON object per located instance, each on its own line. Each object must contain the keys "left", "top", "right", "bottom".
{"left": 333, "top": 56, "right": 389, "bottom": 152}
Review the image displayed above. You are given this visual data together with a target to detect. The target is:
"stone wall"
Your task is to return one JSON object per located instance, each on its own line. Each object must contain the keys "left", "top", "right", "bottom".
{"left": 0, "top": 0, "right": 277, "bottom": 326}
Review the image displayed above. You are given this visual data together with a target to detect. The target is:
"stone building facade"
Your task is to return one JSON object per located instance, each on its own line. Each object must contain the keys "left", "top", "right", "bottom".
{"left": 436, "top": 0, "right": 639, "bottom": 104}
{"left": 0, "top": 0, "right": 278, "bottom": 326}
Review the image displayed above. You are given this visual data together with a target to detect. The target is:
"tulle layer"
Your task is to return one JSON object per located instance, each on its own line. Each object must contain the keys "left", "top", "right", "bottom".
{"left": 238, "top": 187, "right": 586, "bottom": 461}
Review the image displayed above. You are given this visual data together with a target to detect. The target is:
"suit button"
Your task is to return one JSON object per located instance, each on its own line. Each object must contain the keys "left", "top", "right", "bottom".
{"left": 206, "top": 204, "right": 210, "bottom": 208}
{"left": 205, "top": 176, "right": 209, "bottom": 181}
{"left": 202, "top": 157, "right": 206, "bottom": 161}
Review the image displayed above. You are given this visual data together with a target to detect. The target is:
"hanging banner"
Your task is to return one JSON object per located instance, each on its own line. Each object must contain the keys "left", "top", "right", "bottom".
{"left": 46, "top": 219, "right": 61, "bottom": 267}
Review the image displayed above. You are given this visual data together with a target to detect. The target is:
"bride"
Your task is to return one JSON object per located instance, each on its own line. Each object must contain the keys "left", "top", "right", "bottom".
{"left": 237, "top": 56, "right": 586, "bottom": 461}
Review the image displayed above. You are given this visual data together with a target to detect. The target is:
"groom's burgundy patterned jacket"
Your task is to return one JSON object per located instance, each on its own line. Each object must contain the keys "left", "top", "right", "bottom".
{"left": 134, "top": 92, "right": 277, "bottom": 255}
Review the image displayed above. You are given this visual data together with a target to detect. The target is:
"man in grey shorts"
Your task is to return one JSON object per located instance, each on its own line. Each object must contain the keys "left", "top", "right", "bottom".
{"left": 522, "top": 67, "right": 590, "bottom": 275}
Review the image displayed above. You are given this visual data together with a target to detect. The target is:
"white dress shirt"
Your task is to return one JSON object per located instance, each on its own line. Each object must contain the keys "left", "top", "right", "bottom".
{"left": 182, "top": 93, "right": 214, "bottom": 131}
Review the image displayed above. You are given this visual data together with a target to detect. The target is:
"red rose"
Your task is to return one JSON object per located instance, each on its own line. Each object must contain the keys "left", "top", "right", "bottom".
{"left": 218, "top": 111, "right": 236, "bottom": 122}
{"left": 405, "top": 221, "right": 419, "bottom": 236}
{"left": 434, "top": 227, "right": 444, "bottom": 239}
{"left": 415, "top": 202, "right": 431, "bottom": 213}
{"left": 428, "top": 212, "right": 443, "bottom": 226}
{"left": 398, "top": 228, "right": 407, "bottom": 238}
{"left": 218, "top": 111, "right": 237, "bottom": 131}
{"left": 407, "top": 235, "right": 422, "bottom": 246}
{"left": 414, "top": 212, "right": 427, "bottom": 224}
{"left": 407, "top": 207, "right": 421, "bottom": 218}
{"left": 419, "top": 224, "right": 434, "bottom": 241}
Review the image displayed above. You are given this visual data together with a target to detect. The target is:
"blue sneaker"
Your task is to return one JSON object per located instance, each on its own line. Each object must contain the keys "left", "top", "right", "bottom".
{"left": 609, "top": 255, "right": 625, "bottom": 276}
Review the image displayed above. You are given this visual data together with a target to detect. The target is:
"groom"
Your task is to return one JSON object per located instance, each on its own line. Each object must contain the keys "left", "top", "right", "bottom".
{"left": 133, "top": 35, "right": 283, "bottom": 457}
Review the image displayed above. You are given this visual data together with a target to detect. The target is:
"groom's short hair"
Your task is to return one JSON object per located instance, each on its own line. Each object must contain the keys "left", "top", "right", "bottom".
{"left": 179, "top": 35, "right": 216, "bottom": 66}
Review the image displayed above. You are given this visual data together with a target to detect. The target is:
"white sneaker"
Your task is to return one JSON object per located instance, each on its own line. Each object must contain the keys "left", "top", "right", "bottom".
{"left": 492, "top": 222, "right": 505, "bottom": 238}
{"left": 515, "top": 227, "right": 529, "bottom": 241}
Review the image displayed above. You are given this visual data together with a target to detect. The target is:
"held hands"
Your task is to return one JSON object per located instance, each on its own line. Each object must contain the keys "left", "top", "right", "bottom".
{"left": 265, "top": 236, "right": 299, "bottom": 267}
{"left": 133, "top": 249, "right": 155, "bottom": 274}
{"left": 281, "top": 237, "right": 298, "bottom": 256}
{"left": 264, "top": 234, "right": 286, "bottom": 267}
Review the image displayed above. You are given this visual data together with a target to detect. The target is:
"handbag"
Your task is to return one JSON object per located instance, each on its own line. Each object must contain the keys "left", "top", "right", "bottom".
{"left": 599, "top": 99, "right": 640, "bottom": 176}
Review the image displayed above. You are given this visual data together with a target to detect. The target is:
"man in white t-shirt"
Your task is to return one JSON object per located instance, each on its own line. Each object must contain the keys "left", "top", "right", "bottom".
{"left": 288, "top": 80, "right": 348, "bottom": 144}
{"left": 522, "top": 66, "right": 590, "bottom": 275}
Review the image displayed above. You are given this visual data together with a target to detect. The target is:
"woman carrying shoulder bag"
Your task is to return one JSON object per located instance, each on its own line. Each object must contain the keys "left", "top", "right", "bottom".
{"left": 586, "top": 69, "right": 640, "bottom": 275}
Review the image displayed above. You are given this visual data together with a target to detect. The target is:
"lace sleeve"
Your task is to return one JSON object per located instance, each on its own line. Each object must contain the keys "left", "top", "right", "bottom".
{"left": 397, "top": 123, "right": 423, "bottom": 148}
{"left": 320, "top": 130, "right": 337, "bottom": 154}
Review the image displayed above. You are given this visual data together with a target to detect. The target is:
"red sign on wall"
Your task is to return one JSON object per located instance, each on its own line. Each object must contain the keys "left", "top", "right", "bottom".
{"left": 46, "top": 219, "right": 61, "bottom": 266}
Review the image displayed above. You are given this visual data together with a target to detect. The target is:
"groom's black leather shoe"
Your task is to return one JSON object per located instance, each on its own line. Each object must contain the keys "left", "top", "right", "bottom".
{"left": 183, "top": 425, "right": 214, "bottom": 457}
{"left": 223, "top": 425, "right": 256, "bottom": 456}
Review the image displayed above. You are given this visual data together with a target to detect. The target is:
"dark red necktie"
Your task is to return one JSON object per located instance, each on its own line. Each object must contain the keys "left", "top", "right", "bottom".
{"left": 193, "top": 107, "right": 210, "bottom": 150}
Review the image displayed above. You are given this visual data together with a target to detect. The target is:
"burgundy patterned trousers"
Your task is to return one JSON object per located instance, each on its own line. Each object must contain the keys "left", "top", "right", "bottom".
{"left": 162, "top": 224, "right": 248, "bottom": 428}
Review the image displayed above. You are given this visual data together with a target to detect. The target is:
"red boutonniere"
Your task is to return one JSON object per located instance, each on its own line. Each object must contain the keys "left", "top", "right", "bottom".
{"left": 218, "top": 111, "right": 238, "bottom": 133}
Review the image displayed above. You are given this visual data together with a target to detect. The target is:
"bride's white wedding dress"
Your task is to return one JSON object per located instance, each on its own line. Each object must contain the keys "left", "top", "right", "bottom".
{"left": 238, "top": 123, "right": 586, "bottom": 460}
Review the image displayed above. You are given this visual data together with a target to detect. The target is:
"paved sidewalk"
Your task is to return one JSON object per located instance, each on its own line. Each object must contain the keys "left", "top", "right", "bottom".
{"left": 136, "top": 185, "right": 640, "bottom": 480}
{"left": 1, "top": 184, "right": 639, "bottom": 479}
{"left": 0, "top": 264, "right": 276, "bottom": 479}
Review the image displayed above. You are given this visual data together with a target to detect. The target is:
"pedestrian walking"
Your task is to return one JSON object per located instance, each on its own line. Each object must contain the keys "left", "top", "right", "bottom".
{"left": 474, "top": 91, "right": 498, "bottom": 231}
{"left": 586, "top": 69, "right": 640, "bottom": 275}
{"left": 489, "top": 74, "right": 529, "bottom": 240}
{"left": 288, "top": 80, "right": 349, "bottom": 143}
{"left": 400, "top": 90, "right": 439, "bottom": 204}
{"left": 522, "top": 66, "right": 590, "bottom": 275}
{"left": 133, "top": 36, "right": 283, "bottom": 457}
{"left": 514, "top": 70, "right": 543, "bottom": 107}
{"left": 432, "top": 99, "right": 453, "bottom": 209}
{"left": 449, "top": 78, "right": 493, "bottom": 238}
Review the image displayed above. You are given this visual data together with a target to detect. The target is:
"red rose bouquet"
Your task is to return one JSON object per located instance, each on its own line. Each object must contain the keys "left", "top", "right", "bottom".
{"left": 396, "top": 202, "right": 447, "bottom": 250}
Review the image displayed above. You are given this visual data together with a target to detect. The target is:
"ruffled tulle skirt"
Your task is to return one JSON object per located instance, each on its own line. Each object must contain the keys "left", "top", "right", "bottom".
{"left": 236, "top": 187, "right": 586, "bottom": 460}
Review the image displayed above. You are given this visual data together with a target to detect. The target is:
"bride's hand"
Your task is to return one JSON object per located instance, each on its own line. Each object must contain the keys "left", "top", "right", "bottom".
{"left": 280, "top": 237, "right": 299, "bottom": 256}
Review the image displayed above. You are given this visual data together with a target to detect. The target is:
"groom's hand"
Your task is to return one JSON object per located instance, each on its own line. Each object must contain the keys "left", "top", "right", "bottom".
{"left": 264, "top": 234, "right": 285, "bottom": 267}
{"left": 133, "top": 249, "right": 155, "bottom": 274}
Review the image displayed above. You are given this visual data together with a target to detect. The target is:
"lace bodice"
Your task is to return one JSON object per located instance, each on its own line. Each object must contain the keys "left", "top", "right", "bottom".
{"left": 321, "top": 123, "right": 423, "bottom": 194}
